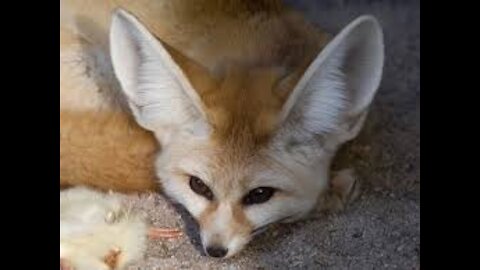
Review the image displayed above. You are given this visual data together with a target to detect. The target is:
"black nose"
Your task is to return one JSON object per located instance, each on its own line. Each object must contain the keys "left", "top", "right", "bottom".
{"left": 206, "top": 246, "right": 228, "bottom": 258}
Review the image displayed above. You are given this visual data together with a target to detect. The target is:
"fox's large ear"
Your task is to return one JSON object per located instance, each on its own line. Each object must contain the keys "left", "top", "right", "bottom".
{"left": 110, "top": 9, "right": 209, "bottom": 142}
{"left": 279, "top": 15, "right": 384, "bottom": 145}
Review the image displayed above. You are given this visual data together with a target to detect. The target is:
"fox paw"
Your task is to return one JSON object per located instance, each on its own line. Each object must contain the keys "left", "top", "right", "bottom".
{"left": 319, "top": 168, "right": 360, "bottom": 212}
{"left": 331, "top": 168, "right": 359, "bottom": 205}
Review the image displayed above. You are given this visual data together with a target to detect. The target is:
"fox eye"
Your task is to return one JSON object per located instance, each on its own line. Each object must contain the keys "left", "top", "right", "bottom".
{"left": 189, "top": 176, "right": 214, "bottom": 200}
{"left": 242, "top": 187, "right": 276, "bottom": 205}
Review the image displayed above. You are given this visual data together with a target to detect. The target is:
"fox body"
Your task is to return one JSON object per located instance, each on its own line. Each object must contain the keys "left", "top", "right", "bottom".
{"left": 60, "top": 0, "right": 384, "bottom": 258}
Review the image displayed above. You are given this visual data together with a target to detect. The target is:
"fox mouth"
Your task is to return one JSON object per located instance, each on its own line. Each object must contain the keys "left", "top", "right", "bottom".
{"left": 251, "top": 215, "right": 294, "bottom": 236}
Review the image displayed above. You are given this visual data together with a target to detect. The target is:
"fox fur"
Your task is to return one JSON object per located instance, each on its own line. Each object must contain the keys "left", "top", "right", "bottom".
{"left": 60, "top": 0, "right": 384, "bottom": 257}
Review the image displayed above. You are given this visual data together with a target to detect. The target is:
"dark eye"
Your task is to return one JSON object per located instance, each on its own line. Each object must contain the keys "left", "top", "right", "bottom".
{"left": 189, "top": 176, "right": 214, "bottom": 200}
{"left": 242, "top": 187, "right": 277, "bottom": 205}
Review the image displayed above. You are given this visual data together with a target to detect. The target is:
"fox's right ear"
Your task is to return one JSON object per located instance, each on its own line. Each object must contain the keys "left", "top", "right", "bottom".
{"left": 110, "top": 9, "right": 210, "bottom": 143}
{"left": 278, "top": 15, "right": 384, "bottom": 146}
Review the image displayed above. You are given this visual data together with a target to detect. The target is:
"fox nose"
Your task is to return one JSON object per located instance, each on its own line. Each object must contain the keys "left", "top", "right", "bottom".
{"left": 206, "top": 246, "right": 228, "bottom": 258}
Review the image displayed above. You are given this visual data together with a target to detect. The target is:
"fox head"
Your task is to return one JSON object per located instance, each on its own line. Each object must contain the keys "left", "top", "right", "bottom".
{"left": 110, "top": 10, "right": 383, "bottom": 258}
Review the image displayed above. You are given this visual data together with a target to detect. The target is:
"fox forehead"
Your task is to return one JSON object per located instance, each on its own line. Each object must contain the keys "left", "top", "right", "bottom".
{"left": 171, "top": 52, "right": 311, "bottom": 149}
{"left": 201, "top": 66, "right": 297, "bottom": 144}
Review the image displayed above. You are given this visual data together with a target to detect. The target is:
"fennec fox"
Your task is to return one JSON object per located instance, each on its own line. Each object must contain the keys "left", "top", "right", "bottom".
{"left": 60, "top": 0, "right": 384, "bottom": 258}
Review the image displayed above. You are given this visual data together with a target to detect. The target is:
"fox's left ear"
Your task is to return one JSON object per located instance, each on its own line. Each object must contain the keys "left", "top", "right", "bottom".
{"left": 280, "top": 15, "right": 384, "bottom": 144}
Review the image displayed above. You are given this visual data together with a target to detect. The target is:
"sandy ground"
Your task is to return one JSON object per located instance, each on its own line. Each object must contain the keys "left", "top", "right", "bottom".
{"left": 121, "top": 1, "right": 420, "bottom": 269}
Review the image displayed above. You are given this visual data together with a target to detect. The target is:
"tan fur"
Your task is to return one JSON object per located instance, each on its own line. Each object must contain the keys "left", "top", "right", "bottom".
{"left": 60, "top": 110, "right": 158, "bottom": 193}
{"left": 60, "top": 0, "right": 329, "bottom": 193}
